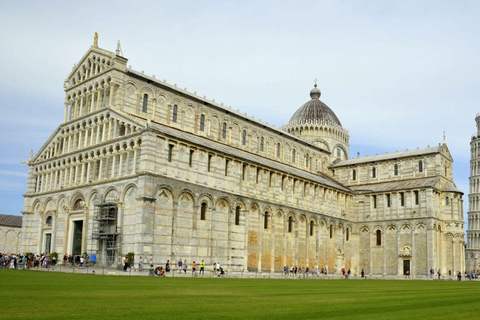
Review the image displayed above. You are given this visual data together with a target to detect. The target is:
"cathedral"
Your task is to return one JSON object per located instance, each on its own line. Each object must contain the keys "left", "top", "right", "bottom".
{"left": 20, "top": 38, "right": 465, "bottom": 277}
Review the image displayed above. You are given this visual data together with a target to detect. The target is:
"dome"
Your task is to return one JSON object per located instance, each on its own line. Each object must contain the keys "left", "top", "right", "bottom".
{"left": 289, "top": 86, "right": 342, "bottom": 126}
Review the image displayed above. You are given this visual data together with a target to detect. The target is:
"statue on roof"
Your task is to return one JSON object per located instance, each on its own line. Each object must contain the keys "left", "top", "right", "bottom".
{"left": 94, "top": 32, "right": 98, "bottom": 46}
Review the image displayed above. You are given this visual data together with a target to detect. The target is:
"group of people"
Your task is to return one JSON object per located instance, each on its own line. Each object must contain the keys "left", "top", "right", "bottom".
{"left": 1, "top": 253, "right": 59, "bottom": 269}
{"left": 283, "top": 266, "right": 338, "bottom": 278}
{"left": 146, "top": 259, "right": 224, "bottom": 277}
{"left": 122, "top": 255, "right": 143, "bottom": 272}
{"left": 62, "top": 254, "right": 85, "bottom": 268}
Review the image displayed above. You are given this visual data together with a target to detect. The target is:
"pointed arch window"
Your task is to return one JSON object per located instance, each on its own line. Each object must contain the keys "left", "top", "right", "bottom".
{"left": 200, "top": 202, "right": 207, "bottom": 220}
{"left": 309, "top": 220, "right": 314, "bottom": 236}
{"left": 264, "top": 212, "right": 269, "bottom": 229}
{"left": 199, "top": 114, "right": 205, "bottom": 132}
{"left": 288, "top": 216, "right": 293, "bottom": 233}
{"left": 329, "top": 225, "right": 334, "bottom": 239}
{"left": 292, "top": 149, "right": 296, "bottom": 163}
{"left": 394, "top": 164, "right": 399, "bottom": 176}
{"left": 372, "top": 167, "right": 376, "bottom": 178}
{"left": 221, "top": 123, "right": 227, "bottom": 139}
{"left": 346, "top": 228, "right": 350, "bottom": 241}
{"left": 277, "top": 143, "right": 281, "bottom": 158}
{"left": 242, "top": 130, "right": 246, "bottom": 145}
{"left": 172, "top": 104, "right": 178, "bottom": 123}
{"left": 419, "top": 160, "right": 423, "bottom": 173}
{"left": 235, "top": 206, "right": 241, "bottom": 226}
{"left": 142, "top": 94, "right": 148, "bottom": 112}
{"left": 260, "top": 137, "right": 264, "bottom": 151}
{"left": 45, "top": 216, "right": 53, "bottom": 227}
{"left": 352, "top": 169, "right": 356, "bottom": 180}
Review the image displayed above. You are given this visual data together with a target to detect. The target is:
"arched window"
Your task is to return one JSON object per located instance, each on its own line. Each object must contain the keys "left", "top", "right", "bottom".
{"left": 277, "top": 143, "right": 281, "bottom": 158}
{"left": 242, "top": 130, "right": 246, "bottom": 145}
{"left": 346, "top": 228, "right": 349, "bottom": 241}
{"left": 142, "top": 94, "right": 148, "bottom": 112}
{"left": 200, "top": 202, "right": 207, "bottom": 220}
{"left": 292, "top": 149, "right": 296, "bottom": 163}
{"left": 329, "top": 225, "right": 334, "bottom": 238}
{"left": 352, "top": 169, "right": 356, "bottom": 180}
{"left": 264, "top": 212, "right": 269, "bottom": 229}
{"left": 221, "top": 123, "right": 227, "bottom": 139}
{"left": 306, "top": 155, "right": 309, "bottom": 168}
{"left": 372, "top": 167, "right": 376, "bottom": 178}
{"left": 45, "top": 216, "right": 53, "bottom": 226}
{"left": 309, "top": 220, "right": 314, "bottom": 236}
{"left": 172, "top": 105, "right": 178, "bottom": 123}
{"left": 337, "top": 148, "right": 341, "bottom": 158}
{"left": 394, "top": 164, "right": 399, "bottom": 176}
{"left": 419, "top": 160, "right": 423, "bottom": 173}
{"left": 288, "top": 216, "right": 293, "bottom": 233}
{"left": 199, "top": 114, "right": 205, "bottom": 132}
{"left": 376, "top": 230, "right": 382, "bottom": 246}
{"left": 235, "top": 206, "right": 241, "bottom": 226}
{"left": 260, "top": 137, "right": 264, "bottom": 151}
{"left": 73, "top": 199, "right": 83, "bottom": 211}
{"left": 445, "top": 197, "right": 449, "bottom": 205}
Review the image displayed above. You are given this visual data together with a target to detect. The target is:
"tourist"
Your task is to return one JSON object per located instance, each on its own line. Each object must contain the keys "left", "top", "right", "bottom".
{"left": 138, "top": 256, "right": 143, "bottom": 271}
{"left": 165, "top": 260, "right": 170, "bottom": 273}
{"left": 361, "top": 269, "right": 365, "bottom": 279}
{"left": 216, "top": 262, "right": 220, "bottom": 274}
{"left": 79, "top": 256, "right": 84, "bottom": 268}
{"left": 199, "top": 260, "right": 205, "bottom": 275}
{"left": 123, "top": 256, "right": 128, "bottom": 272}
{"left": 457, "top": 271, "right": 462, "bottom": 281}
{"left": 437, "top": 269, "right": 441, "bottom": 280}
{"left": 63, "top": 254, "right": 68, "bottom": 266}
{"left": 183, "top": 260, "right": 187, "bottom": 273}
{"left": 178, "top": 259, "right": 183, "bottom": 273}
{"left": 192, "top": 261, "right": 196, "bottom": 276}
{"left": 130, "top": 256, "right": 136, "bottom": 271}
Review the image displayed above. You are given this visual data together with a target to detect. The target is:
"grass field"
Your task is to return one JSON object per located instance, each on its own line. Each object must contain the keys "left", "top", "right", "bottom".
{"left": 1, "top": 270, "right": 479, "bottom": 320}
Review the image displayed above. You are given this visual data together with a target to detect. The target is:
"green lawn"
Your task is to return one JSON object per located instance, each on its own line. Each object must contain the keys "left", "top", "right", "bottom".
{"left": 1, "top": 270, "right": 479, "bottom": 319}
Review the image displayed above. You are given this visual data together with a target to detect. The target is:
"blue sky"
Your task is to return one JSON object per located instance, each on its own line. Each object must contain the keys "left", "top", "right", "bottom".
{"left": 0, "top": 1, "right": 479, "bottom": 224}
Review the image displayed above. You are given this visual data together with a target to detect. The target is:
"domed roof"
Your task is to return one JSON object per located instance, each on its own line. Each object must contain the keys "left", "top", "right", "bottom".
{"left": 289, "top": 85, "right": 342, "bottom": 126}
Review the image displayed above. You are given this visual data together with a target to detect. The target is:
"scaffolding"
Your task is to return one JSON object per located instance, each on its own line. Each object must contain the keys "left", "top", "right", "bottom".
{"left": 92, "top": 201, "right": 120, "bottom": 267}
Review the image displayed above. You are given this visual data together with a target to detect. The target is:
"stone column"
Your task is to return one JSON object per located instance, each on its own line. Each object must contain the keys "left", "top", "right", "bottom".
{"left": 118, "top": 152, "right": 123, "bottom": 177}
{"left": 108, "top": 85, "right": 114, "bottom": 106}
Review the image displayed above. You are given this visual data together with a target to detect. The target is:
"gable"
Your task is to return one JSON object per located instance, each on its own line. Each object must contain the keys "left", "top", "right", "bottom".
{"left": 63, "top": 47, "right": 118, "bottom": 90}
{"left": 32, "top": 108, "right": 145, "bottom": 164}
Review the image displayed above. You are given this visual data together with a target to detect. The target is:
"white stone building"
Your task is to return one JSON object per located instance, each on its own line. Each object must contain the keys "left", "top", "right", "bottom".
{"left": 1, "top": 214, "right": 22, "bottom": 254}
{"left": 466, "top": 114, "right": 480, "bottom": 272}
{"left": 20, "top": 39, "right": 465, "bottom": 277}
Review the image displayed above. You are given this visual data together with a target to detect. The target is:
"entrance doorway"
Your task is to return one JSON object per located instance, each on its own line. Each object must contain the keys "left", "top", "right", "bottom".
{"left": 44, "top": 233, "right": 51, "bottom": 254}
{"left": 72, "top": 221, "right": 83, "bottom": 256}
{"left": 403, "top": 260, "right": 410, "bottom": 275}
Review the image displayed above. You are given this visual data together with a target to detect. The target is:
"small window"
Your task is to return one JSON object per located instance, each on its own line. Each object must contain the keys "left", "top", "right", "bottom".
{"left": 445, "top": 196, "right": 449, "bottom": 205}
{"left": 172, "top": 105, "right": 178, "bottom": 123}
{"left": 242, "top": 164, "right": 247, "bottom": 181}
{"left": 419, "top": 160, "right": 423, "bottom": 173}
{"left": 235, "top": 206, "right": 240, "bottom": 226}
{"left": 277, "top": 143, "right": 281, "bottom": 158}
{"left": 73, "top": 199, "right": 83, "bottom": 210}
{"left": 400, "top": 192, "right": 405, "bottom": 206}
{"left": 394, "top": 164, "right": 399, "bottom": 176}
{"left": 346, "top": 228, "right": 349, "bottom": 241}
{"left": 376, "top": 230, "right": 382, "bottom": 246}
{"left": 329, "top": 225, "right": 333, "bottom": 239}
{"left": 269, "top": 172, "right": 274, "bottom": 187}
{"left": 256, "top": 168, "right": 261, "bottom": 184}
{"left": 352, "top": 169, "right": 356, "bottom": 181}
{"left": 200, "top": 202, "right": 207, "bottom": 220}
{"left": 306, "top": 155, "right": 309, "bottom": 168}
{"left": 414, "top": 190, "right": 419, "bottom": 205}
{"left": 199, "top": 114, "right": 205, "bottom": 132}
{"left": 45, "top": 216, "right": 53, "bottom": 226}
{"left": 281, "top": 175, "right": 286, "bottom": 190}
{"left": 288, "top": 216, "right": 293, "bottom": 233}
{"left": 264, "top": 213, "right": 269, "bottom": 229}
{"left": 168, "top": 144, "right": 174, "bottom": 162}
{"left": 242, "top": 130, "right": 246, "bottom": 146}
{"left": 260, "top": 137, "right": 264, "bottom": 151}
{"left": 221, "top": 123, "right": 227, "bottom": 139}
{"left": 387, "top": 194, "right": 391, "bottom": 207}
{"left": 310, "top": 221, "right": 314, "bottom": 236}
{"left": 372, "top": 167, "right": 376, "bottom": 178}
{"left": 292, "top": 149, "right": 296, "bottom": 163}
{"left": 189, "top": 150, "right": 194, "bottom": 167}
{"left": 372, "top": 195, "right": 377, "bottom": 209}
{"left": 337, "top": 148, "right": 341, "bottom": 158}
{"left": 225, "top": 159, "right": 229, "bottom": 176}
{"left": 142, "top": 94, "right": 148, "bottom": 112}
{"left": 207, "top": 154, "right": 212, "bottom": 172}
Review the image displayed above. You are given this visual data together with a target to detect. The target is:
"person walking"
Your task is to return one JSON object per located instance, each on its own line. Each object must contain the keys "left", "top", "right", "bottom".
{"left": 165, "top": 260, "right": 170, "bottom": 273}
{"left": 178, "top": 259, "right": 183, "bottom": 273}
{"left": 183, "top": 260, "right": 188, "bottom": 273}
{"left": 361, "top": 269, "right": 365, "bottom": 279}
{"left": 437, "top": 269, "right": 441, "bottom": 280}
{"left": 192, "top": 261, "right": 197, "bottom": 276}
{"left": 138, "top": 257, "right": 143, "bottom": 271}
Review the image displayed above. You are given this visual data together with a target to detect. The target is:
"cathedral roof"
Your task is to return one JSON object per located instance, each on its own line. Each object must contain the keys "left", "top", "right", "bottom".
{"left": 331, "top": 146, "right": 445, "bottom": 167}
{"left": 289, "top": 86, "right": 342, "bottom": 126}
{"left": 349, "top": 177, "right": 463, "bottom": 194}
{"left": 147, "top": 121, "right": 351, "bottom": 192}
